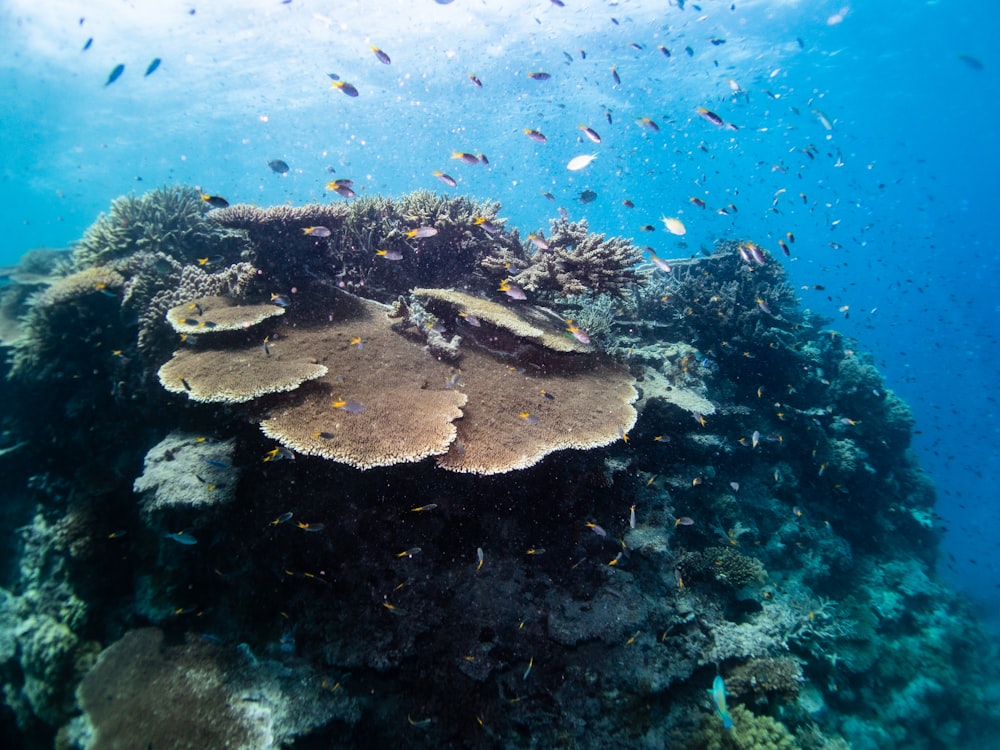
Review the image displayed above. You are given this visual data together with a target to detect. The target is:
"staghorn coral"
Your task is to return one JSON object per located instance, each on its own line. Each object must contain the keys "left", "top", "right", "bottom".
{"left": 490, "top": 217, "right": 647, "bottom": 301}
{"left": 76, "top": 628, "right": 355, "bottom": 750}
{"left": 164, "top": 295, "right": 285, "bottom": 333}
{"left": 71, "top": 185, "right": 244, "bottom": 269}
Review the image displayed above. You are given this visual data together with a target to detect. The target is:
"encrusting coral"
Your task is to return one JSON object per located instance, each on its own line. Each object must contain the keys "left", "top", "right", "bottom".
{"left": 132, "top": 433, "right": 240, "bottom": 518}
{"left": 76, "top": 628, "right": 355, "bottom": 750}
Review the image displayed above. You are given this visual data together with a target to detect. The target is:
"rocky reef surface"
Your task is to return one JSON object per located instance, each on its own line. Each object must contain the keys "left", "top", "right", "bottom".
{"left": 0, "top": 187, "right": 996, "bottom": 749}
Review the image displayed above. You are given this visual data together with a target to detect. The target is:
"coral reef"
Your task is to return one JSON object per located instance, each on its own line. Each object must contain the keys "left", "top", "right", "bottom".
{"left": 1, "top": 188, "right": 998, "bottom": 750}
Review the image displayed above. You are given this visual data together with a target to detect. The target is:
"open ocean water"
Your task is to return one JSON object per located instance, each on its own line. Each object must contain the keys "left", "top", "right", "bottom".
{"left": 0, "top": 1, "right": 997, "bottom": 748}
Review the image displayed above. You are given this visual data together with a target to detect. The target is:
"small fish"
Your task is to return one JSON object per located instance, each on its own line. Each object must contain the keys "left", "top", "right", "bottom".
{"left": 578, "top": 189, "right": 597, "bottom": 205}
{"left": 476, "top": 547, "right": 485, "bottom": 571}
{"left": 83, "top": 37, "right": 93, "bottom": 51}
{"left": 708, "top": 675, "right": 734, "bottom": 730}
{"left": 528, "top": 234, "right": 549, "bottom": 249}
{"left": 313, "top": 431, "right": 336, "bottom": 440}
{"left": 499, "top": 279, "right": 526, "bottom": 300}
{"left": 262, "top": 446, "right": 295, "bottom": 462}
{"left": 585, "top": 522, "right": 607, "bottom": 537}
{"left": 527, "top": 71, "right": 551, "bottom": 80}
{"left": 164, "top": 531, "right": 198, "bottom": 546}
{"left": 473, "top": 217, "right": 500, "bottom": 233}
{"left": 468, "top": 73, "right": 483, "bottom": 87}
{"left": 296, "top": 521, "right": 325, "bottom": 532}
{"left": 350, "top": 336, "right": 364, "bottom": 350}
{"left": 270, "top": 512, "right": 294, "bottom": 526}
{"left": 108, "top": 530, "right": 127, "bottom": 539}
{"left": 756, "top": 297, "right": 772, "bottom": 314}
{"left": 674, "top": 517, "right": 695, "bottom": 527}
{"left": 526, "top": 548, "right": 546, "bottom": 555}
{"left": 579, "top": 125, "right": 601, "bottom": 143}
{"left": 611, "top": 65, "right": 621, "bottom": 85}
{"left": 331, "top": 80, "right": 359, "bottom": 97}
{"left": 658, "top": 45, "right": 670, "bottom": 57}
{"left": 629, "top": 505, "right": 636, "bottom": 529}
{"left": 622, "top": 199, "right": 634, "bottom": 208}
{"left": 458, "top": 312, "right": 480, "bottom": 326}
{"left": 268, "top": 159, "right": 290, "bottom": 174}
{"left": 410, "top": 504, "right": 438, "bottom": 512}
{"left": 333, "top": 399, "right": 365, "bottom": 414}
{"left": 303, "top": 226, "right": 331, "bottom": 237}
{"left": 432, "top": 171, "right": 457, "bottom": 187}
{"left": 376, "top": 249, "right": 403, "bottom": 260}
{"left": 519, "top": 412, "right": 540, "bottom": 425}
{"left": 105, "top": 63, "right": 125, "bottom": 86}
{"left": 689, "top": 197, "right": 706, "bottom": 209}
{"left": 523, "top": 656, "right": 534, "bottom": 680}
{"left": 444, "top": 372, "right": 462, "bottom": 389}
{"left": 565, "top": 321, "right": 590, "bottom": 344}
{"left": 144, "top": 58, "right": 161, "bottom": 77}
{"left": 752, "top": 430, "right": 761, "bottom": 449}
{"left": 270, "top": 293, "right": 291, "bottom": 307}
{"left": 202, "top": 458, "right": 230, "bottom": 469}
{"left": 696, "top": 107, "right": 724, "bottom": 126}
{"left": 406, "top": 226, "right": 438, "bottom": 239}
{"left": 451, "top": 151, "right": 480, "bottom": 164}
{"left": 661, "top": 216, "right": 686, "bottom": 236}
{"left": 778, "top": 239, "right": 790, "bottom": 257}
{"left": 396, "top": 547, "right": 422, "bottom": 558}
{"left": 524, "top": 128, "right": 547, "bottom": 143}
{"left": 648, "top": 253, "right": 672, "bottom": 273}
{"left": 567, "top": 153, "right": 597, "bottom": 171}
{"left": 540, "top": 390, "right": 554, "bottom": 400}
{"left": 635, "top": 117, "right": 659, "bottom": 132}
{"left": 370, "top": 45, "right": 391, "bottom": 65}
{"left": 200, "top": 194, "right": 229, "bottom": 208}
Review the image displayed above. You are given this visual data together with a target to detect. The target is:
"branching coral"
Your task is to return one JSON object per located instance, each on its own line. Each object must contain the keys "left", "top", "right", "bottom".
{"left": 489, "top": 217, "right": 647, "bottom": 301}
{"left": 71, "top": 185, "right": 244, "bottom": 269}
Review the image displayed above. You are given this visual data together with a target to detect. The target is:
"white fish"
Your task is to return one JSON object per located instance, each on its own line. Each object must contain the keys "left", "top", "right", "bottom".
{"left": 567, "top": 153, "right": 597, "bottom": 171}
{"left": 661, "top": 216, "right": 686, "bottom": 236}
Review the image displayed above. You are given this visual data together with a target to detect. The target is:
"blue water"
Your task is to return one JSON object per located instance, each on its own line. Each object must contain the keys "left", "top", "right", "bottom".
{"left": 1, "top": 0, "right": 998, "bottom": 744}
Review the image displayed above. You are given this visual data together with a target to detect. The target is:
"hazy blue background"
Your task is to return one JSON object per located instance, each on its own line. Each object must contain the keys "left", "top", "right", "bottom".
{"left": 1, "top": 0, "right": 996, "bottom": 627}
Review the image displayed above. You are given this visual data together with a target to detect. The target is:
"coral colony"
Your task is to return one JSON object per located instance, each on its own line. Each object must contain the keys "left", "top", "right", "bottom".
{"left": 0, "top": 187, "right": 995, "bottom": 749}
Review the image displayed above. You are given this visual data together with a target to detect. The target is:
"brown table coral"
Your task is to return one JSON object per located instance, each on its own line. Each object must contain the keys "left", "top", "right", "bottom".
{"left": 155, "top": 288, "right": 637, "bottom": 475}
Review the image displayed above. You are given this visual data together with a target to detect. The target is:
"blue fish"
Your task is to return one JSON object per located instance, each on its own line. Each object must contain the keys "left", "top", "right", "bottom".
{"left": 105, "top": 63, "right": 124, "bottom": 86}
{"left": 164, "top": 531, "right": 198, "bottom": 546}
{"left": 707, "top": 675, "right": 733, "bottom": 729}
{"left": 145, "top": 58, "right": 161, "bottom": 77}
{"left": 82, "top": 37, "right": 93, "bottom": 51}
{"left": 202, "top": 458, "right": 230, "bottom": 469}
